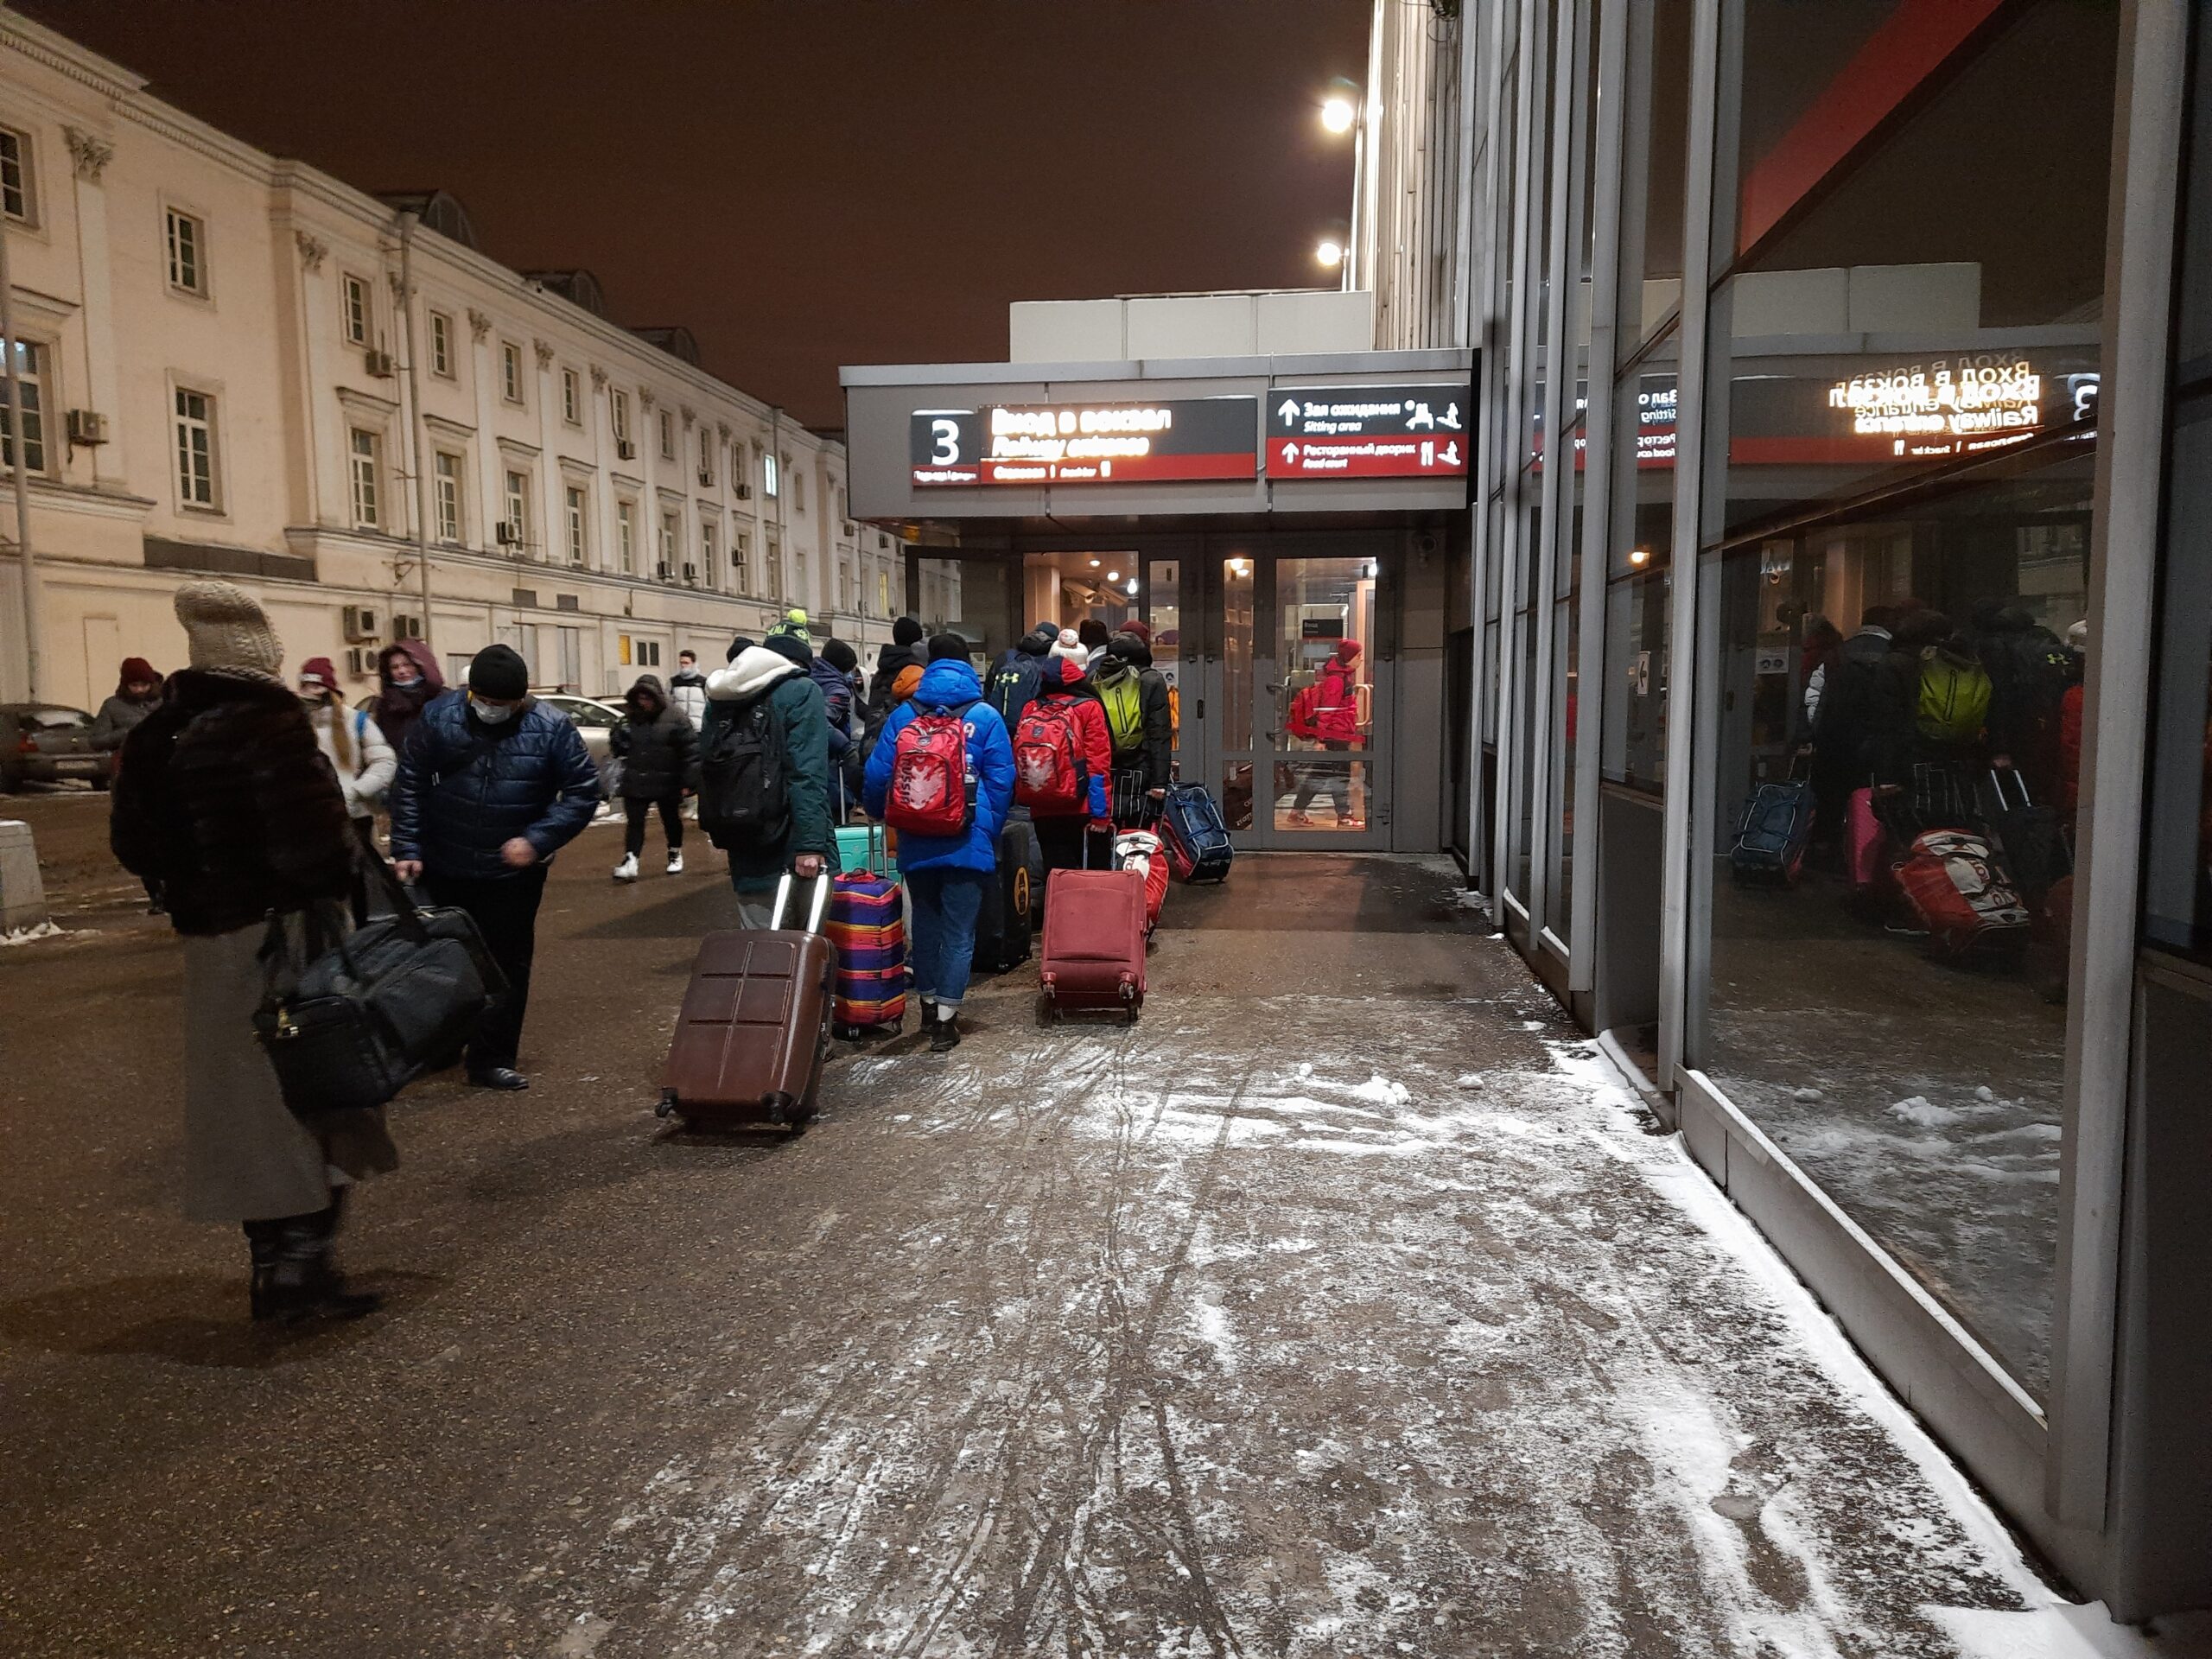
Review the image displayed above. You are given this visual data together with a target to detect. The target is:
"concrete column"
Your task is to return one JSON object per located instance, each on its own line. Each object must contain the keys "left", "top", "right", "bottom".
{"left": 467, "top": 311, "right": 499, "bottom": 551}
{"left": 61, "top": 128, "right": 124, "bottom": 489}
{"left": 533, "top": 340, "right": 560, "bottom": 566}
{"left": 590, "top": 365, "right": 615, "bottom": 574}
{"left": 0, "top": 818, "right": 48, "bottom": 932}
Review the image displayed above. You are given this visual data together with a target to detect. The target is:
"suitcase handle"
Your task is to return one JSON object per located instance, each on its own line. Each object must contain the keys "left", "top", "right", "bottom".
{"left": 1986, "top": 767, "right": 2031, "bottom": 810}
{"left": 769, "top": 870, "right": 834, "bottom": 934}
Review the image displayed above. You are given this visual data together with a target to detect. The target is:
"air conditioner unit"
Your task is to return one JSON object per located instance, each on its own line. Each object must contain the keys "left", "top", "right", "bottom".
{"left": 495, "top": 521, "right": 519, "bottom": 547}
{"left": 65, "top": 409, "right": 107, "bottom": 446}
{"left": 734, "top": 483, "right": 752, "bottom": 500}
{"left": 682, "top": 563, "right": 697, "bottom": 583}
{"left": 656, "top": 561, "right": 672, "bottom": 581}
{"left": 340, "top": 604, "right": 378, "bottom": 643}
{"left": 363, "top": 348, "right": 397, "bottom": 378}
{"left": 391, "top": 613, "right": 422, "bottom": 641}
{"left": 698, "top": 470, "right": 714, "bottom": 487}
{"left": 842, "top": 521, "right": 856, "bottom": 537}
{"left": 345, "top": 646, "right": 375, "bottom": 676}
{"left": 616, "top": 439, "right": 636, "bottom": 461}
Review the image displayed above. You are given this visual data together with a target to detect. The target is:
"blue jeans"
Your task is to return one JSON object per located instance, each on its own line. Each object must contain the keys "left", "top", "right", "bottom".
{"left": 906, "top": 867, "right": 988, "bottom": 1010}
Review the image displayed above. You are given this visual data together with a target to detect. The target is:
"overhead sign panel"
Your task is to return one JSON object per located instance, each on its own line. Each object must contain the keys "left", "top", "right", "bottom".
{"left": 1265, "top": 384, "right": 1470, "bottom": 480}
{"left": 910, "top": 397, "right": 1259, "bottom": 487}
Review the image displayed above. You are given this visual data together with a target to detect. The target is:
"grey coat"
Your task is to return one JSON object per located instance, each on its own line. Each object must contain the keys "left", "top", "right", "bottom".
{"left": 182, "top": 920, "right": 397, "bottom": 1222}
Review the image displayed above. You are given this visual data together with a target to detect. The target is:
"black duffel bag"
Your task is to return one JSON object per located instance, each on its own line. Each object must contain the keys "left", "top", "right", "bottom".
{"left": 254, "top": 860, "right": 504, "bottom": 1117}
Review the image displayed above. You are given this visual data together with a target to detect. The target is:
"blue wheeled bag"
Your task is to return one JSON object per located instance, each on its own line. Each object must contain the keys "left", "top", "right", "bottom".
{"left": 1159, "top": 776, "right": 1233, "bottom": 884}
{"left": 1729, "top": 774, "right": 1815, "bottom": 886}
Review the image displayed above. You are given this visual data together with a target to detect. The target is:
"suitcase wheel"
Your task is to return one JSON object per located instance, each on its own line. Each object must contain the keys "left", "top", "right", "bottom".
{"left": 656, "top": 1088, "right": 678, "bottom": 1119}
{"left": 766, "top": 1090, "right": 794, "bottom": 1127}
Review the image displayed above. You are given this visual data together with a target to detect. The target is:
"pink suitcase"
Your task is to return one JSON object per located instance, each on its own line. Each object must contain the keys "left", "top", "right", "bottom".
{"left": 1039, "top": 868, "right": 1147, "bottom": 1021}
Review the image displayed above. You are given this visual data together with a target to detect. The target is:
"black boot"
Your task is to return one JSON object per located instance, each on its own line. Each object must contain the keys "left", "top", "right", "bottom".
{"left": 267, "top": 1199, "right": 380, "bottom": 1325}
{"left": 929, "top": 1010, "right": 962, "bottom": 1053}
{"left": 243, "top": 1218, "right": 283, "bottom": 1321}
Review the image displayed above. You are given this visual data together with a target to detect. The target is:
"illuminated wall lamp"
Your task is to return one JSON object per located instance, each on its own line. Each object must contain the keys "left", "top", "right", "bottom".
{"left": 1628, "top": 547, "right": 1651, "bottom": 567}
{"left": 1315, "top": 239, "right": 1344, "bottom": 270}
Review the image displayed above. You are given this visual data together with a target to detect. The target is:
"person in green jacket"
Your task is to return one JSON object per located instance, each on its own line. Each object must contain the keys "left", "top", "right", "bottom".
{"left": 701, "top": 623, "right": 837, "bottom": 925}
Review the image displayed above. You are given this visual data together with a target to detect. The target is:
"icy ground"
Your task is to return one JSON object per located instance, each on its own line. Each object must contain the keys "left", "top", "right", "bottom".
{"left": 510, "top": 982, "right": 2175, "bottom": 1657}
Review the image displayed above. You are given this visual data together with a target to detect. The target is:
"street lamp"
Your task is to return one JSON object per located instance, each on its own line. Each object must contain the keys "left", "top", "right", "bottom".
{"left": 1320, "top": 95, "right": 1356, "bottom": 135}
{"left": 1315, "top": 239, "right": 1344, "bottom": 270}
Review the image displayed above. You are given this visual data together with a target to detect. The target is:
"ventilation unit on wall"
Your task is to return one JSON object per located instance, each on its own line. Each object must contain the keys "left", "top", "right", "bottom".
{"left": 363, "top": 348, "right": 397, "bottom": 378}
{"left": 391, "top": 613, "right": 422, "bottom": 642}
{"left": 345, "top": 646, "right": 375, "bottom": 676}
{"left": 495, "top": 522, "right": 519, "bottom": 547}
{"left": 682, "top": 563, "right": 697, "bottom": 584}
{"left": 656, "top": 562, "right": 672, "bottom": 581}
{"left": 698, "top": 469, "right": 714, "bottom": 488}
{"left": 65, "top": 409, "right": 107, "bottom": 446}
{"left": 734, "top": 483, "right": 752, "bottom": 500}
{"left": 556, "top": 594, "right": 581, "bottom": 613}
{"left": 616, "top": 440, "right": 636, "bottom": 461}
{"left": 340, "top": 605, "right": 378, "bottom": 642}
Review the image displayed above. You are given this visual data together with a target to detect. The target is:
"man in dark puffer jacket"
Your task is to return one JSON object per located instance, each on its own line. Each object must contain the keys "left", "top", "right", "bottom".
{"left": 609, "top": 672, "right": 697, "bottom": 881}
{"left": 389, "top": 644, "right": 600, "bottom": 1090}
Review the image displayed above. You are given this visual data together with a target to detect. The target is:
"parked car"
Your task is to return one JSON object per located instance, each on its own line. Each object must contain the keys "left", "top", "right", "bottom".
{"left": 534, "top": 690, "right": 626, "bottom": 802}
{"left": 0, "top": 704, "right": 107, "bottom": 791}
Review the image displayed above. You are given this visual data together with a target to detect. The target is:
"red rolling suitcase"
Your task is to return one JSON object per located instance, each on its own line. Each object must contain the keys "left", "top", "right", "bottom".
{"left": 1039, "top": 861, "right": 1147, "bottom": 1022}
{"left": 658, "top": 873, "right": 835, "bottom": 1130}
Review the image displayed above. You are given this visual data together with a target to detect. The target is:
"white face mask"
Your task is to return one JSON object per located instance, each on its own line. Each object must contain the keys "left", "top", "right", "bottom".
{"left": 469, "top": 696, "right": 517, "bottom": 724}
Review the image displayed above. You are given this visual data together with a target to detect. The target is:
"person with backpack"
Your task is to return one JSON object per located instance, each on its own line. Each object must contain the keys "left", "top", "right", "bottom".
{"left": 389, "top": 645, "right": 601, "bottom": 1091}
{"left": 297, "top": 656, "right": 395, "bottom": 863}
{"left": 699, "top": 627, "right": 836, "bottom": 926}
{"left": 866, "top": 616, "right": 929, "bottom": 723}
{"left": 609, "top": 673, "right": 699, "bottom": 880}
{"left": 986, "top": 623, "right": 1058, "bottom": 731}
{"left": 1288, "top": 639, "right": 1364, "bottom": 826}
{"left": 667, "top": 649, "right": 709, "bottom": 731}
{"left": 1014, "top": 655, "right": 1114, "bottom": 873}
{"left": 862, "top": 634, "right": 1015, "bottom": 1052}
{"left": 807, "top": 638, "right": 861, "bottom": 816}
{"left": 1103, "top": 624, "right": 1173, "bottom": 817}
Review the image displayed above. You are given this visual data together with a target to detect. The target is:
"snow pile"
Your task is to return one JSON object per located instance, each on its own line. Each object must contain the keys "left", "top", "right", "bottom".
{"left": 1890, "top": 1096, "right": 1967, "bottom": 1128}
{"left": 0, "top": 920, "right": 69, "bottom": 947}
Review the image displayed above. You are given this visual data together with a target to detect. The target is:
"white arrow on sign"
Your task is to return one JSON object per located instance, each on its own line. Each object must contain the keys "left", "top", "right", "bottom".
{"left": 1277, "top": 397, "right": 1302, "bottom": 425}
{"left": 1281, "top": 442, "right": 1300, "bottom": 465}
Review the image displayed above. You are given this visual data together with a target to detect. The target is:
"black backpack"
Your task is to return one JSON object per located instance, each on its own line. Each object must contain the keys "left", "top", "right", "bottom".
{"left": 698, "top": 694, "right": 790, "bottom": 850}
{"left": 987, "top": 653, "right": 1046, "bottom": 729}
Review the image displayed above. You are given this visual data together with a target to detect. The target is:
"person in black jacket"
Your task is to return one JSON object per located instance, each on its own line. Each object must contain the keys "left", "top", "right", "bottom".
{"left": 111, "top": 581, "right": 394, "bottom": 1325}
{"left": 866, "top": 616, "right": 927, "bottom": 722}
{"left": 1105, "top": 623, "right": 1174, "bottom": 814}
{"left": 610, "top": 673, "right": 698, "bottom": 880}
{"left": 388, "top": 644, "right": 600, "bottom": 1090}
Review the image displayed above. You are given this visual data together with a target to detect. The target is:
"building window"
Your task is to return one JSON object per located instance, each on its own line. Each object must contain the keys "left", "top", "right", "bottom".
{"left": 698, "top": 429, "right": 715, "bottom": 486}
{"left": 348, "top": 428, "right": 381, "bottom": 528}
{"left": 434, "top": 451, "right": 462, "bottom": 543}
{"left": 429, "top": 311, "right": 453, "bottom": 377}
{"left": 616, "top": 499, "right": 636, "bottom": 574}
{"left": 342, "top": 274, "right": 370, "bottom": 346}
{"left": 837, "top": 558, "right": 853, "bottom": 613}
{"left": 877, "top": 569, "right": 891, "bottom": 617}
{"left": 0, "top": 126, "right": 32, "bottom": 224}
{"left": 734, "top": 531, "right": 750, "bottom": 594}
{"left": 658, "top": 408, "right": 675, "bottom": 461}
{"left": 763, "top": 449, "right": 779, "bottom": 497}
{"left": 564, "top": 484, "right": 588, "bottom": 563}
{"left": 659, "top": 510, "right": 680, "bottom": 576}
{"left": 791, "top": 461, "right": 804, "bottom": 512}
{"left": 611, "top": 389, "right": 630, "bottom": 448}
{"left": 503, "top": 468, "right": 529, "bottom": 548}
{"left": 174, "top": 386, "right": 217, "bottom": 509}
{"left": 796, "top": 547, "right": 808, "bottom": 601}
{"left": 1, "top": 338, "right": 47, "bottom": 474}
{"left": 165, "top": 208, "right": 206, "bottom": 296}
{"left": 836, "top": 486, "right": 847, "bottom": 523}
{"left": 500, "top": 341, "right": 523, "bottom": 404}
{"left": 766, "top": 539, "right": 784, "bottom": 602}
{"left": 561, "top": 366, "right": 580, "bottom": 425}
{"left": 701, "top": 522, "right": 718, "bottom": 587}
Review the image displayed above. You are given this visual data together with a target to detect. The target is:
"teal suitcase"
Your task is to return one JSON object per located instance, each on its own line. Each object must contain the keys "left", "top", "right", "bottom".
{"left": 836, "top": 823, "right": 897, "bottom": 878}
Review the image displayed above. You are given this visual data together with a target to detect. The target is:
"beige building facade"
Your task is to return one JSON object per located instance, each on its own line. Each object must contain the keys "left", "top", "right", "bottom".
{"left": 0, "top": 9, "right": 925, "bottom": 715}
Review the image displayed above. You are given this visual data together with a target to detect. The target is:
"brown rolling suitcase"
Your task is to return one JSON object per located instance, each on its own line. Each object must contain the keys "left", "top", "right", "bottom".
{"left": 658, "top": 873, "right": 835, "bottom": 1131}
{"left": 1039, "top": 866, "right": 1147, "bottom": 1022}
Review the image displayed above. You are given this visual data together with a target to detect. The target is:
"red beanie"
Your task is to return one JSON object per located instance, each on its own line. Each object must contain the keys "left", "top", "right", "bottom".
{"left": 1120, "top": 619, "right": 1151, "bottom": 645}
{"left": 118, "top": 657, "right": 156, "bottom": 685}
{"left": 297, "top": 656, "right": 340, "bottom": 691}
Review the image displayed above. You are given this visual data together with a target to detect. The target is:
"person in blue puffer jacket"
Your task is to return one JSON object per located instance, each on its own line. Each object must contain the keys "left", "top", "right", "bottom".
{"left": 863, "top": 636, "right": 1015, "bottom": 1052}
{"left": 389, "top": 644, "right": 601, "bottom": 1090}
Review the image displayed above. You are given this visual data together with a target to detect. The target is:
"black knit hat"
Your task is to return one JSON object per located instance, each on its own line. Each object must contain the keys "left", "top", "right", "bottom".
{"left": 467, "top": 643, "right": 530, "bottom": 700}
{"left": 1077, "top": 617, "right": 1111, "bottom": 649}
{"left": 927, "top": 632, "right": 969, "bottom": 663}
{"left": 822, "top": 638, "right": 859, "bottom": 674}
{"left": 763, "top": 632, "right": 811, "bottom": 669}
{"left": 726, "top": 635, "right": 756, "bottom": 662}
{"left": 893, "top": 615, "right": 924, "bottom": 646}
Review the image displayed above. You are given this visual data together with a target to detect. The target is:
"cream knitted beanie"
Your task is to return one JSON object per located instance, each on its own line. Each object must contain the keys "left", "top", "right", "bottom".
{"left": 174, "top": 580, "right": 282, "bottom": 677}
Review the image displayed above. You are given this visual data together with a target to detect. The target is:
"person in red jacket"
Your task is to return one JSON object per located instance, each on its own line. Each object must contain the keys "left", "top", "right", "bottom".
{"left": 1017, "top": 656, "right": 1114, "bottom": 872}
{"left": 1290, "top": 639, "right": 1364, "bottom": 825}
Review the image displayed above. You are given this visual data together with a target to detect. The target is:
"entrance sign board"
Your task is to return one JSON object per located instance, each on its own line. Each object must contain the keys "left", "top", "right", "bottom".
{"left": 910, "top": 397, "right": 1259, "bottom": 487}
{"left": 1266, "top": 385, "right": 1471, "bottom": 479}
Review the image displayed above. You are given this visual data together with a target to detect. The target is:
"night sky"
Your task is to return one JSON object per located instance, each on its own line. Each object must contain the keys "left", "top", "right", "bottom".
{"left": 22, "top": 1, "right": 1370, "bottom": 429}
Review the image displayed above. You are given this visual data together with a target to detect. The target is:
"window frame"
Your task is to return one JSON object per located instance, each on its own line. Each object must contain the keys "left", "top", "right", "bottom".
{"left": 0, "top": 124, "right": 36, "bottom": 226}
{"left": 503, "top": 467, "right": 531, "bottom": 548}
{"left": 763, "top": 449, "right": 779, "bottom": 498}
{"left": 341, "top": 272, "right": 372, "bottom": 346}
{"left": 347, "top": 426, "right": 383, "bottom": 530}
{"left": 611, "top": 388, "right": 631, "bottom": 447}
{"left": 698, "top": 429, "right": 715, "bottom": 486}
{"left": 616, "top": 498, "right": 637, "bottom": 575}
{"left": 499, "top": 340, "right": 524, "bottom": 406}
{"left": 163, "top": 205, "right": 208, "bottom": 300}
{"left": 172, "top": 383, "right": 221, "bottom": 513}
{"left": 659, "top": 508, "right": 681, "bottom": 576}
{"left": 433, "top": 449, "right": 463, "bottom": 543}
{"left": 658, "top": 407, "right": 675, "bottom": 461}
{"left": 1, "top": 335, "right": 51, "bottom": 477}
{"left": 561, "top": 365, "right": 581, "bottom": 427}
{"left": 563, "top": 482, "right": 588, "bottom": 564}
{"left": 734, "top": 529, "right": 751, "bottom": 594}
{"left": 429, "top": 310, "right": 454, "bottom": 378}
{"left": 701, "top": 519, "right": 717, "bottom": 587}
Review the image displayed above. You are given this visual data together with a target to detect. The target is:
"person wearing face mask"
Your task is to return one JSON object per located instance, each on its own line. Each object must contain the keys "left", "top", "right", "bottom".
{"left": 370, "top": 639, "right": 444, "bottom": 757}
{"left": 387, "top": 644, "right": 600, "bottom": 1090}
{"left": 297, "top": 656, "right": 395, "bottom": 864}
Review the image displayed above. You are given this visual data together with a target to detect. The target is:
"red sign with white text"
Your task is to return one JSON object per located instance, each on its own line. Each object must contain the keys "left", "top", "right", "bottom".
{"left": 1264, "top": 385, "right": 1471, "bottom": 480}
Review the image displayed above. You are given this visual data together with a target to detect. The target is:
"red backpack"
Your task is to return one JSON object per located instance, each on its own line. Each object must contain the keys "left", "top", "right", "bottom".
{"left": 1014, "top": 699, "right": 1085, "bottom": 811}
{"left": 886, "top": 703, "right": 974, "bottom": 836}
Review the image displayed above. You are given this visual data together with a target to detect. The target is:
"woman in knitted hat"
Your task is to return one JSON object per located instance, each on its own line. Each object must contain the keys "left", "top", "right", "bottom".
{"left": 87, "top": 655, "right": 162, "bottom": 756}
{"left": 111, "top": 581, "right": 396, "bottom": 1325}
{"left": 297, "top": 655, "right": 396, "bottom": 865}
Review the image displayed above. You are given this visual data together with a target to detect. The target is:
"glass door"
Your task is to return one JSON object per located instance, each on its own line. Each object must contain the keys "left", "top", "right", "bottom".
{"left": 1217, "top": 550, "right": 1392, "bottom": 849}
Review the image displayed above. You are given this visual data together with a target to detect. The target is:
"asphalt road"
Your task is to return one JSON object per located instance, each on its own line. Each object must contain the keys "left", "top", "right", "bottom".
{"left": 0, "top": 786, "right": 2048, "bottom": 1656}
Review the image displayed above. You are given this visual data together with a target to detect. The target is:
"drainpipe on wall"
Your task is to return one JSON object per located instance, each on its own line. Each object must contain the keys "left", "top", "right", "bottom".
{"left": 0, "top": 213, "right": 39, "bottom": 701}
{"left": 396, "top": 210, "right": 434, "bottom": 651}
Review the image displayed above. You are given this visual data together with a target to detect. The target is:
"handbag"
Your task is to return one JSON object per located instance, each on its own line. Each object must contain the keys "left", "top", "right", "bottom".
{"left": 254, "top": 858, "right": 502, "bottom": 1118}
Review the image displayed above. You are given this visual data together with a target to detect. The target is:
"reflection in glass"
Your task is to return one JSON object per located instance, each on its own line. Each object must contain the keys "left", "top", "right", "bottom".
{"left": 1147, "top": 557, "right": 1182, "bottom": 766}
{"left": 1273, "top": 760, "right": 1369, "bottom": 835}
{"left": 1222, "top": 555, "right": 1254, "bottom": 756}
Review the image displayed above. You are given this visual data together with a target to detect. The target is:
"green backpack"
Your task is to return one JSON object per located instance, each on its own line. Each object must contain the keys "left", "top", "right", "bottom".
{"left": 1095, "top": 665, "right": 1146, "bottom": 757}
{"left": 1916, "top": 645, "right": 1993, "bottom": 744}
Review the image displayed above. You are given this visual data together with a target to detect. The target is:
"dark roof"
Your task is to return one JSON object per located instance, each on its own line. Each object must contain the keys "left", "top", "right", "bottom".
{"left": 376, "top": 190, "right": 481, "bottom": 252}
{"left": 522, "top": 270, "right": 610, "bottom": 319}
{"left": 630, "top": 326, "right": 702, "bottom": 367}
